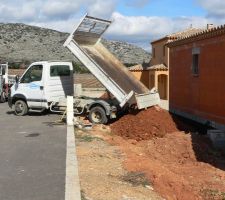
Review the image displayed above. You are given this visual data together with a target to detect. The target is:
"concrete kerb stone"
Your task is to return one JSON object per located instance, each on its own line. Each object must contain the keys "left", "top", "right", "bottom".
{"left": 65, "top": 96, "right": 81, "bottom": 200}
{"left": 65, "top": 125, "right": 81, "bottom": 200}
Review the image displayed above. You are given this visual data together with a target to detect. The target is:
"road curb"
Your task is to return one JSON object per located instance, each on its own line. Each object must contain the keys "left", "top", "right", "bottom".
{"left": 65, "top": 125, "right": 81, "bottom": 200}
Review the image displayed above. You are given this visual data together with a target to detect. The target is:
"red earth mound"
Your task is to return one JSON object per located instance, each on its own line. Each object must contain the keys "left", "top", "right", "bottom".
{"left": 111, "top": 132, "right": 225, "bottom": 200}
{"left": 111, "top": 106, "right": 179, "bottom": 141}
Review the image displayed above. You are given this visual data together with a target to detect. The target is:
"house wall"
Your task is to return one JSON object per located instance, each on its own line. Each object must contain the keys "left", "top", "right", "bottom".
{"left": 150, "top": 39, "right": 170, "bottom": 100}
{"left": 130, "top": 71, "right": 150, "bottom": 88}
{"left": 150, "top": 70, "right": 169, "bottom": 100}
{"left": 169, "top": 34, "right": 225, "bottom": 125}
{"left": 151, "top": 39, "right": 169, "bottom": 67}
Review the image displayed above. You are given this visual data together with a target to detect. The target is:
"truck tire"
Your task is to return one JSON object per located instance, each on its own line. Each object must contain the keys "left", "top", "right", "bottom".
{"left": 89, "top": 106, "right": 108, "bottom": 124}
{"left": 14, "top": 100, "right": 28, "bottom": 116}
{"left": 0, "top": 92, "right": 6, "bottom": 103}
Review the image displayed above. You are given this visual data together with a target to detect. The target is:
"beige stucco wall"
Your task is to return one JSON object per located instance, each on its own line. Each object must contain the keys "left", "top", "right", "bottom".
{"left": 150, "top": 39, "right": 170, "bottom": 67}
{"left": 130, "top": 71, "right": 150, "bottom": 88}
{"left": 149, "top": 70, "right": 169, "bottom": 100}
{"left": 131, "top": 71, "right": 143, "bottom": 80}
{"left": 131, "top": 69, "right": 169, "bottom": 100}
{"left": 149, "top": 37, "right": 170, "bottom": 100}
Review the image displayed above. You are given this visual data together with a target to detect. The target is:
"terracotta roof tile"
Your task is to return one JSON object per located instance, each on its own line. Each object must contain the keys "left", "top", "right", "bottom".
{"left": 151, "top": 28, "right": 204, "bottom": 44}
{"left": 128, "top": 64, "right": 146, "bottom": 71}
{"left": 147, "top": 64, "right": 168, "bottom": 71}
{"left": 168, "top": 28, "right": 204, "bottom": 40}
{"left": 167, "top": 24, "right": 225, "bottom": 47}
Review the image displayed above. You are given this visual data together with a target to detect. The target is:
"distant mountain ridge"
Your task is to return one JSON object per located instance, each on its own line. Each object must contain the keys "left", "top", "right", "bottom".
{"left": 0, "top": 23, "right": 151, "bottom": 66}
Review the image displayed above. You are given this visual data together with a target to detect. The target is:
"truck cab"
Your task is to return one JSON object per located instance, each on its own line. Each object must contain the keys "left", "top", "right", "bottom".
{"left": 9, "top": 61, "right": 74, "bottom": 116}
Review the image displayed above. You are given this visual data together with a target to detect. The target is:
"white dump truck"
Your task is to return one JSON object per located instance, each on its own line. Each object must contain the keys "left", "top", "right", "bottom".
{"left": 8, "top": 15, "right": 160, "bottom": 124}
{"left": 8, "top": 61, "right": 74, "bottom": 114}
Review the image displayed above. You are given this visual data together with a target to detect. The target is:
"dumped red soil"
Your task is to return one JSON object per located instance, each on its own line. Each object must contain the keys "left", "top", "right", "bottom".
{"left": 111, "top": 106, "right": 179, "bottom": 141}
{"left": 103, "top": 130, "right": 225, "bottom": 200}
{"left": 102, "top": 107, "right": 225, "bottom": 199}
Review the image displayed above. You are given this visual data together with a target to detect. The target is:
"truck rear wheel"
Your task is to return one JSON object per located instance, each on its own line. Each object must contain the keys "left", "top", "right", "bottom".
{"left": 0, "top": 92, "right": 6, "bottom": 103}
{"left": 89, "top": 106, "right": 108, "bottom": 124}
{"left": 14, "top": 100, "right": 28, "bottom": 116}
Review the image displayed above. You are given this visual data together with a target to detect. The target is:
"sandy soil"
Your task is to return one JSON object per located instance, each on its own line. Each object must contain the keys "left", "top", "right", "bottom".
{"left": 84, "top": 125, "right": 225, "bottom": 200}
{"left": 76, "top": 129, "right": 163, "bottom": 200}
{"left": 80, "top": 104, "right": 225, "bottom": 200}
{"left": 108, "top": 105, "right": 225, "bottom": 200}
{"left": 108, "top": 132, "right": 225, "bottom": 200}
{"left": 75, "top": 101, "right": 225, "bottom": 200}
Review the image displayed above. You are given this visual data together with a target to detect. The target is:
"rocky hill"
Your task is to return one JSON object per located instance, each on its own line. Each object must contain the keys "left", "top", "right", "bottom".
{"left": 0, "top": 23, "right": 150, "bottom": 67}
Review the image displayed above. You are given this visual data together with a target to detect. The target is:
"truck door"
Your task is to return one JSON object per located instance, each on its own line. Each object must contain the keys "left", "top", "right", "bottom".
{"left": 19, "top": 65, "right": 44, "bottom": 108}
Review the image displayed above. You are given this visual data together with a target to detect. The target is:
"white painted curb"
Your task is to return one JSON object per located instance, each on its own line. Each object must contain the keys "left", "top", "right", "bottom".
{"left": 65, "top": 125, "right": 81, "bottom": 200}
{"left": 67, "top": 96, "right": 74, "bottom": 126}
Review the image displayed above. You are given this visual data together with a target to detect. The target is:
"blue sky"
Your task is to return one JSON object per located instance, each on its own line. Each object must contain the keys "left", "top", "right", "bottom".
{"left": 0, "top": 0, "right": 225, "bottom": 50}
{"left": 117, "top": 0, "right": 206, "bottom": 17}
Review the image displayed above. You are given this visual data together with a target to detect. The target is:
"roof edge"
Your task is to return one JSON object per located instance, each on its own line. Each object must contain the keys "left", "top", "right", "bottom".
{"left": 151, "top": 36, "right": 169, "bottom": 44}
{"left": 167, "top": 24, "right": 225, "bottom": 47}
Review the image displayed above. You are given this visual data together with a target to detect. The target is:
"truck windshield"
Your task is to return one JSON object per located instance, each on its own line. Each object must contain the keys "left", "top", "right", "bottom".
{"left": 20, "top": 65, "right": 43, "bottom": 83}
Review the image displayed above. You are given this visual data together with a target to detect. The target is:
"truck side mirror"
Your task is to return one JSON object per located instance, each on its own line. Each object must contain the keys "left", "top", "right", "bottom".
{"left": 15, "top": 75, "right": 19, "bottom": 83}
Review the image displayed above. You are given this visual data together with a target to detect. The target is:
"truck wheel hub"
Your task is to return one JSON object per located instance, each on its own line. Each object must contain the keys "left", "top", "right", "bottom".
{"left": 15, "top": 103, "right": 24, "bottom": 113}
{"left": 92, "top": 112, "right": 101, "bottom": 122}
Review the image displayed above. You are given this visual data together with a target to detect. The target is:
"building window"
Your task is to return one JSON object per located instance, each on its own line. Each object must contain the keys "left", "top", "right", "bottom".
{"left": 192, "top": 48, "right": 200, "bottom": 75}
{"left": 192, "top": 54, "right": 199, "bottom": 75}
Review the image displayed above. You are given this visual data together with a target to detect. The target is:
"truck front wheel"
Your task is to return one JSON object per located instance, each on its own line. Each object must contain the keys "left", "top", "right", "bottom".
{"left": 14, "top": 100, "right": 28, "bottom": 116}
{"left": 89, "top": 106, "right": 108, "bottom": 124}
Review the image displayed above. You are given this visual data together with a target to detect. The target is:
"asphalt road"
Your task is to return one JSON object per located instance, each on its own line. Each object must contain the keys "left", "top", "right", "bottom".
{"left": 0, "top": 103, "right": 66, "bottom": 200}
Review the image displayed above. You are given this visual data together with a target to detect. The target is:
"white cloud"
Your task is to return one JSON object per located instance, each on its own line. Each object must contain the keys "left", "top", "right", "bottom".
{"left": 106, "top": 12, "right": 209, "bottom": 50}
{"left": 41, "top": 0, "right": 81, "bottom": 20}
{"left": 197, "top": 0, "right": 225, "bottom": 18}
{"left": 2, "top": 0, "right": 225, "bottom": 51}
{"left": 87, "top": 0, "right": 116, "bottom": 18}
{"left": 0, "top": 0, "right": 116, "bottom": 22}
{"left": 0, "top": 1, "right": 39, "bottom": 22}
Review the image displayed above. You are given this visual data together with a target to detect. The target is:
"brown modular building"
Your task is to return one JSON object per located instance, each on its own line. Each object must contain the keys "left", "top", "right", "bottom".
{"left": 168, "top": 25, "right": 225, "bottom": 130}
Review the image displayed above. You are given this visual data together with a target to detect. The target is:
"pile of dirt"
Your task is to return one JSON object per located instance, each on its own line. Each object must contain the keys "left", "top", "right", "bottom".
{"left": 129, "top": 133, "right": 225, "bottom": 200}
{"left": 105, "top": 131, "right": 225, "bottom": 200}
{"left": 111, "top": 106, "right": 179, "bottom": 141}
{"left": 91, "top": 108, "right": 225, "bottom": 200}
